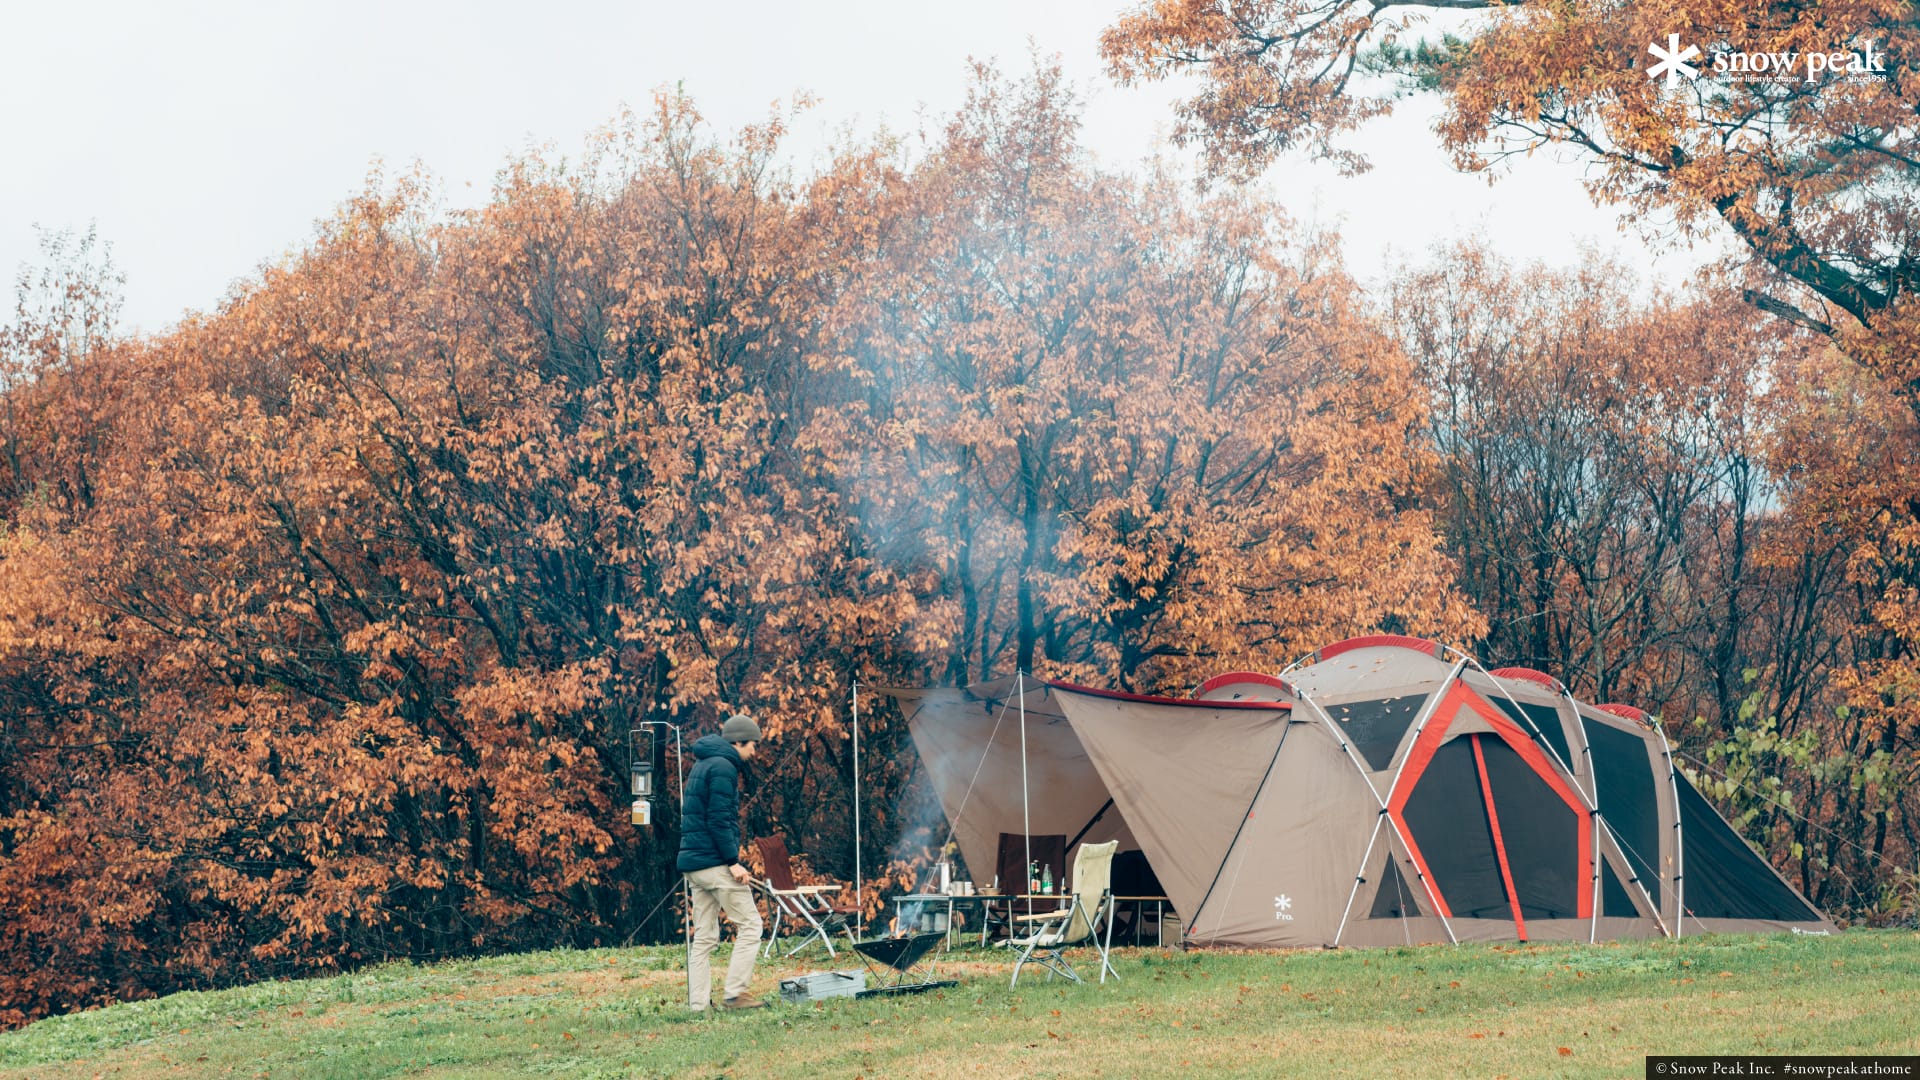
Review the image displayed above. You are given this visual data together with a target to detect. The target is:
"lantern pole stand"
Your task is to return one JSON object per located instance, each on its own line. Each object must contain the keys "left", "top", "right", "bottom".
{"left": 638, "top": 720, "right": 689, "bottom": 973}
{"left": 852, "top": 676, "right": 864, "bottom": 938}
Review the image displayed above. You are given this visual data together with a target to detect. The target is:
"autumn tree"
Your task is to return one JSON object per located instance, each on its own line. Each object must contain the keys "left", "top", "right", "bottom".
{"left": 1102, "top": 0, "right": 1918, "bottom": 397}
{"left": 0, "top": 97, "right": 928, "bottom": 1024}
{"left": 1103, "top": 0, "right": 1919, "bottom": 915}
{"left": 0, "top": 67, "right": 1488, "bottom": 1027}
{"left": 1396, "top": 240, "right": 1918, "bottom": 912}
{"left": 840, "top": 63, "right": 1483, "bottom": 694}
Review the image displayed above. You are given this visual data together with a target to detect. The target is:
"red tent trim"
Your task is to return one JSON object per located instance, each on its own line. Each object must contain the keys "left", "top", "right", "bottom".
{"left": 1046, "top": 680, "right": 1293, "bottom": 711}
{"left": 1473, "top": 733, "right": 1529, "bottom": 940}
{"left": 1490, "top": 666, "right": 1560, "bottom": 691}
{"left": 1386, "top": 682, "right": 1594, "bottom": 922}
{"left": 1317, "top": 635, "right": 1443, "bottom": 662}
{"left": 1195, "top": 670, "right": 1293, "bottom": 698}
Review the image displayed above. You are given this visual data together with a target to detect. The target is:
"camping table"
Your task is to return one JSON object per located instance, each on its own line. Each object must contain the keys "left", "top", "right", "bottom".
{"left": 891, "top": 894, "right": 1177, "bottom": 949}
{"left": 892, "top": 894, "right": 1000, "bottom": 950}
{"left": 1113, "top": 896, "right": 1173, "bottom": 946}
{"left": 890, "top": 893, "right": 1075, "bottom": 950}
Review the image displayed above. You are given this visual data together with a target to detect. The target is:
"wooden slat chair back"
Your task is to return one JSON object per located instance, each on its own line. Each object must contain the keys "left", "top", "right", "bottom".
{"left": 752, "top": 836, "right": 858, "bottom": 959}
{"left": 758, "top": 835, "right": 802, "bottom": 891}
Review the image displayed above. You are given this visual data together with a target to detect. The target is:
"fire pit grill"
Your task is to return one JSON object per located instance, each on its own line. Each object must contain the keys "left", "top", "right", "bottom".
{"left": 849, "top": 931, "right": 955, "bottom": 997}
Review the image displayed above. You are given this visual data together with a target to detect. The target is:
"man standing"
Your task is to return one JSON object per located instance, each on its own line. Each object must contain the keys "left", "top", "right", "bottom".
{"left": 678, "top": 713, "right": 767, "bottom": 1011}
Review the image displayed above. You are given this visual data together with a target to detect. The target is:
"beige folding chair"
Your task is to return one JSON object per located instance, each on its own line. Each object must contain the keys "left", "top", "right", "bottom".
{"left": 1007, "top": 840, "right": 1121, "bottom": 986}
{"left": 754, "top": 836, "right": 859, "bottom": 959}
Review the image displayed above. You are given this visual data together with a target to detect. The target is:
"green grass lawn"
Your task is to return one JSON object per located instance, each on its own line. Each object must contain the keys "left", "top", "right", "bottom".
{"left": 2, "top": 930, "right": 1915, "bottom": 1079}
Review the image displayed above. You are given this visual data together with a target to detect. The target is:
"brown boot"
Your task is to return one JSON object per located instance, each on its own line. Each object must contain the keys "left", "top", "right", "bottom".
{"left": 719, "top": 993, "right": 768, "bottom": 1010}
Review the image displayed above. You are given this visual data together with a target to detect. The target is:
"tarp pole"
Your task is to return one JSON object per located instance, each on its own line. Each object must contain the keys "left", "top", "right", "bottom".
{"left": 853, "top": 675, "right": 863, "bottom": 938}
{"left": 1019, "top": 671, "right": 1031, "bottom": 921}
{"left": 1654, "top": 722, "right": 1685, "bottom": 939}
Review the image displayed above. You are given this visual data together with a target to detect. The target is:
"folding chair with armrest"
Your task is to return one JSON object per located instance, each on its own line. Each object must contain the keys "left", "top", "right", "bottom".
{"left": 754, "top": 835, "right": 859, "bottom": 959}
{"left": 1007, "top": 839, "right": 1121, "bottom": 986}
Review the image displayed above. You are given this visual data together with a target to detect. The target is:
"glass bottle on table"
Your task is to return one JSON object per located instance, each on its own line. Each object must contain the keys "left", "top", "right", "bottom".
{"left": 1041, "top": 864, "right": 1053, "bottom": 895}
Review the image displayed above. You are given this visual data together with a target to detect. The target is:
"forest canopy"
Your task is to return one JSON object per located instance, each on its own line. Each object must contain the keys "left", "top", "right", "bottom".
{"left": 1, "top": 56, "right": 1914, "bottom": 1027}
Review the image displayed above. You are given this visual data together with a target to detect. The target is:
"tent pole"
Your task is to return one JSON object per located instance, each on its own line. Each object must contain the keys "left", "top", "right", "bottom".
{"left": 1296, "top": 686, "right": 1460, "bottom": 946}
{"left": 1379, "top": 658, "right": 1470, "bottom": 805}
{"left": 1654, "top": 722, "right": 1685, "bottom": 939}
{"left": 1332, "top": 815, "right": 1384, "bottom": 946}
{"left": 1595, "top": 816, "right": 1673, "bottom": 937}
{"left": 1561, "top": 688, "right": 1601, "bottom": 944}
{"left": 852, "top": 675, "right": 863, "bottom": 939}
{"left": 1589, "top": 813, "right": 1601, "bottom": 944}
{"left": 1019, "top": 671, "right": 1030, "bottom": 921}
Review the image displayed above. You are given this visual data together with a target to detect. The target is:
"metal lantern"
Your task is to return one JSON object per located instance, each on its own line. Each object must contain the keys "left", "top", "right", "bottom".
{"left": 631, "top": 729, "right": 656, "bottom": 796}
{"left": 629, "top": 729, "right": 657, "bottom": 826}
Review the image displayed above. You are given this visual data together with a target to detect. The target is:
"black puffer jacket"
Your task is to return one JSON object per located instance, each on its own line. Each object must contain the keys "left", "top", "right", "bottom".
{"left": 676, "top": 735, "right": 746, "bottom": 873}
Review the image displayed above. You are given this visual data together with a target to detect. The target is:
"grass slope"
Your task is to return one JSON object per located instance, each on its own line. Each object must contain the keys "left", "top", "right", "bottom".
{"left": 2, "top": 930, "right": 1915, "bottom": 1078}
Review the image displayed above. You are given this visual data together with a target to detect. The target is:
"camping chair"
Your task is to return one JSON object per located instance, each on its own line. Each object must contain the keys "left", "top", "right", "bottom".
{"left": 753, "top": 836, "right": 859, "bottom": 959}
{"left": 1007, "top": 839, "right": 1121, "bottom": 987}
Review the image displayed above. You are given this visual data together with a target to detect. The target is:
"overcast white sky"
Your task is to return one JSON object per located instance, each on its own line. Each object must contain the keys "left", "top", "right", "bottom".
{"left": 3, "top": 1, "right": 1719, "bottom": 335}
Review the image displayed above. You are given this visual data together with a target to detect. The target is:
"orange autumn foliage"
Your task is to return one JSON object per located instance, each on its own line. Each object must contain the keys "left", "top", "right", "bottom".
{"left": 1107, "top": 0, "right": 1920, "bottom": 922}
{"left": 0, "top": 71, "right": 1476, "bottom": 1025}
{"left": 1102, "top": 0, "right": 1919, "bottom": 405}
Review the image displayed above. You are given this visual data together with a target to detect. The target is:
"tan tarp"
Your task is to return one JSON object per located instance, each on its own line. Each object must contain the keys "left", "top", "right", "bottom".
{"left": 1177, "top": 720, "right": 1382, "bottom": 947}
{"left": 1037, "top": 689, "right": 1292, "bottom": 930}
{"left": 887, "top": 678, "right": 1135, "bottom": 892}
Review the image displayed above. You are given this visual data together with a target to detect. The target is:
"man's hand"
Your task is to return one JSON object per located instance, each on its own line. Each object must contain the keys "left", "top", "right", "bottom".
{"left": 730, "top": 863, "right": 751, "bottom": 884}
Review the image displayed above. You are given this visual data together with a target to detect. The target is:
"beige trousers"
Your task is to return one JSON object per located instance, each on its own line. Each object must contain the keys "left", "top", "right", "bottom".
{"left": 685, "top": 865, "right": 763, "bottom": 1007}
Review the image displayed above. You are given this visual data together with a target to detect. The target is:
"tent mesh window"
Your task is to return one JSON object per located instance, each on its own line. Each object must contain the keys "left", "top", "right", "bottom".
{"left": 1402, "top": 738, "right": 1510, "bottom": 918}
{"left": 1601, "top": 860, "right": 1641, "bottom": 917}
{"left": 1402, "top": 736, "right": 1580, "bottom": 921}
{"left": 1477, "top": 737, "right": 1580, "bottom": 918}
{"left": 1323, "top": 694, "right": 1428, "bottom": 771}
{"left": 1367, "top": 857, "right": 1422, "bottom": 919}
{"left": 1674, "top": 776, "right": 1820, "bottom": 922}
{"left": 1583, "top": 719, "right": 1662, "bottom": 893}
{"left": 1491, "top": 697, "right": 1572, "bottom": 771}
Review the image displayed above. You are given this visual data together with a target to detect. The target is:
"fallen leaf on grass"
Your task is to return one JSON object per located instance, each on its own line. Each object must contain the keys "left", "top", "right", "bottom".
{"left": 1557, "top": 1047, "right": 1572, "bottom": 1057}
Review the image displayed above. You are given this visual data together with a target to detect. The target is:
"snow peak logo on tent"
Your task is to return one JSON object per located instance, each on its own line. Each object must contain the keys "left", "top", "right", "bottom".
{"left": 1274, "top": 894, "right": 1294, "bottom": 921}
{"left": 1646, "top": 33, "right": 1886, "bottom": 86}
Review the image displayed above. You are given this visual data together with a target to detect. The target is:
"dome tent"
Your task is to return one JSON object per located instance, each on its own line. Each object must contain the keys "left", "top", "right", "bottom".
{"left": 893, "top": 636, "right": 1833, "bottom": 949}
